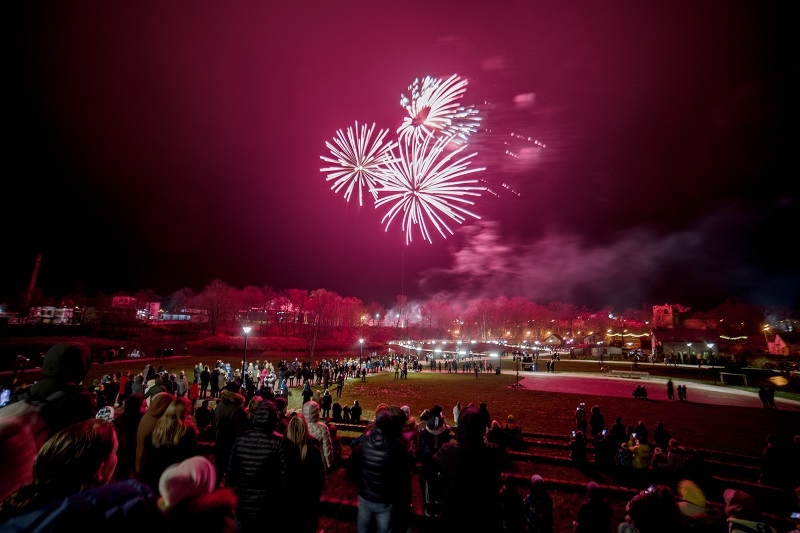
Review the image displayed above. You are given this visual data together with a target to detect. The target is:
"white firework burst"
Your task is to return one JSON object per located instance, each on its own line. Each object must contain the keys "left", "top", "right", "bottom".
{"left": 320, "top": 121, "right": 397, "bottom": 206}
{"left": 375, "top": 134, "right": 486, "bottom": 244}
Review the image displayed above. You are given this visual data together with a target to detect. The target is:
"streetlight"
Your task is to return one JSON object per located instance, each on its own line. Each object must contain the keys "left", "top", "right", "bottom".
{"left": 359, "top": 338, "right": 364, "bottom": 367}
{"left": 242, "top": 325, "right": 252, "bottom": 391}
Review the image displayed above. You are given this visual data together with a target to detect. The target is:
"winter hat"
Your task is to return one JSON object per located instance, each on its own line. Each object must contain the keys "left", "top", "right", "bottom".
{"left": 457, "top": 406, "right": 485, "bottom": 443}
{"left": 507, "top": 415, "right": 515, "bottom": 422}
{"left": 724, "top": 489, "right": 762, "bottom": 521}
{"left": 273, "top": 396, "right": 288, "bottom": 411}
{"left": 159, "top": 456, "right": 216, "bottom": 508}
{"left": 587, "top": 481, "right": 602, "bottom": 498}
{"left": 400, "top": 405, "right": 411, "bottom": 418}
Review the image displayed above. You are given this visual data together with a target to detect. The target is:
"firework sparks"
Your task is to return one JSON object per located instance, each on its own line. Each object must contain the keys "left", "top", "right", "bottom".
{"left": 375, "top": 135, "right": 486, "bottom": 244}
{"left": 398, "top": 74, "right": 481, "bottom": 145}
{"left": 320, "top": 121, "right": 397, "bottom": 206}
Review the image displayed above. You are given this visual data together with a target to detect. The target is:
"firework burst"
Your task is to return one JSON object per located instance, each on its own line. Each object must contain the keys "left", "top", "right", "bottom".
{"left": 398, "top": 74, "right": 481, "bottom": 145}
{"left": 375, "top": 135, "right": 486, "bottom": 244}
{"left": 319, "top": 121, "right": 397, "bottom": 206}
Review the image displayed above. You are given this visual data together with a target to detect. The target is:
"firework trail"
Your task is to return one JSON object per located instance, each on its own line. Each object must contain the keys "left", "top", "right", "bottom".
{"left": 319, "top": 121, "right": 397, "bottom": 206}
{"left": 375, "top": 135, "right": 486, "bottom": 244}
{"left": 398, "top": 74, "right": 481, "bottom": 145}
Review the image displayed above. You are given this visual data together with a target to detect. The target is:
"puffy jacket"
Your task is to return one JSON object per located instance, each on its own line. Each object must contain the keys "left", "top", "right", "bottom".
{"left": 302, "top": 401, "right": 333, "bottom": 469}
{"left": 226, "top": 400, "right": 300, "bottom": 527}
{"left": 359, "top": 413, "right": 413, "bottom": 505}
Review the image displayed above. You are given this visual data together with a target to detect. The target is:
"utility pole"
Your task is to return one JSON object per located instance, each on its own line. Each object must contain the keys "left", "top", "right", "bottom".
{"left": 23, "top": 255, "right": 42, "bottom": 321}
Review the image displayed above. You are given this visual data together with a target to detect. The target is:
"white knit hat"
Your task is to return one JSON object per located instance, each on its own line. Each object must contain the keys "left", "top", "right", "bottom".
{"left": 158, "top": 456, "right": 216, "bottom": 508}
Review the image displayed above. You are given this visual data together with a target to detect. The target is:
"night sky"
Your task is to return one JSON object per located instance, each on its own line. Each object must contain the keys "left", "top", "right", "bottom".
{"left": 6, "top": 1, "right": 798, "bottom": 313}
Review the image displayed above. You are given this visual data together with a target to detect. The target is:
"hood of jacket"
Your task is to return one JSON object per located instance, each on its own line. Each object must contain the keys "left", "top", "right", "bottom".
{"left": 29, "top": 343, "right": 92, "bottom": 400}
{"left": 252, "top": 399, "right": 279, "bottom": 433}
{"left": 425, "top": 416, "right": 449, "bottom": 435}
{"left": 302, "top": 400, "right": 321, "bottom": 423}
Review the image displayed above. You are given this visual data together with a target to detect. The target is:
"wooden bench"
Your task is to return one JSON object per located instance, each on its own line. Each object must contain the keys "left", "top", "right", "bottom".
{"left": 607, "top": 370, "right": 650, "bottom": 379}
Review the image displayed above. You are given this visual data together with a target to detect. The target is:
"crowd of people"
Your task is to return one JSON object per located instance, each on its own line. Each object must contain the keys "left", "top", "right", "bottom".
{"left": 1, "top": 342, "right": 798, "bottom": 533}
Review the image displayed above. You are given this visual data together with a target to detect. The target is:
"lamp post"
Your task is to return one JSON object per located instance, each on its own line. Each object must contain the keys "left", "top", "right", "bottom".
{"left": 359, "top": 338, "right": 364, "bottom": 368}
{"left": 242, "top": 326, "right": 252, "bottom": 391}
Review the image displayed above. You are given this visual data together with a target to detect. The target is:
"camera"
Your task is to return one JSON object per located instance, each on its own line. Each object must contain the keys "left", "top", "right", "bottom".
{"left": 646, "top": 485, "right": 655, "bottom": 494}
{"left": 602, "top": 429, "right": 607, "bottom": 436}
{"left": 791, "top": 512, "right": 800, "bottom": 520}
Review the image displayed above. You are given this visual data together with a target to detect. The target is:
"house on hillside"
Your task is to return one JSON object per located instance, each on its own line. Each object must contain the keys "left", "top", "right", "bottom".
{"left": 650, "top": 327, "right": 720, "bottom": 362}
{"left": 541, "top": 333, "right": 564, "bottom": 349}
{"left": 767, "top": 331, "right": 800, "bottom": 356}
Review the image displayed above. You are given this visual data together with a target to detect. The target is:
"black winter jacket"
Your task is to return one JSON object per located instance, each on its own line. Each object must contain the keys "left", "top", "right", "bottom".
{"left": 226, "top": 400, "right": 300, "bottom": 527}
{"left": 358, "top": 425, "right": 414, "bottom": 504}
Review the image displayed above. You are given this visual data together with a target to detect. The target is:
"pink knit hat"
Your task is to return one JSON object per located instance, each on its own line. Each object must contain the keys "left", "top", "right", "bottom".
{"left": 158, "top": 456, "right": 216, "bottom": 508}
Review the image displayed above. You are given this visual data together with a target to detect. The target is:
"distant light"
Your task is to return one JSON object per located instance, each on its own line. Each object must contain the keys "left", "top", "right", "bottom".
{"left": 242, "top": 326, "right": 252, "bottom": 334}
{"left": 489, "top": 352, "right": 499, "bottom": 357}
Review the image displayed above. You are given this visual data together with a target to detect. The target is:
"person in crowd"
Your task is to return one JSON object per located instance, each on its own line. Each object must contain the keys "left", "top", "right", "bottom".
{"left": 588, "top": 405, "right": 605, "bottom": 439}
{"left": 487, "top": 420, "right": 507, "bottom": 448}
{"left": 226, "top": 399, "right": 300, "bottom": 533}
{"left": 0, "top": 342, "right": 97, "bottom": 501}
{"left": 633, "top": 419, "right": 649, "bottom": 444}
{"left": 321, "top": 388, "right": 333, "bottom": 419}
{"left": 351, "top": 399, "right": 363, "bottom": 423}
{"left": 758, "top": 433, "right": 794, "bottom": 489}
{"left": 478, "top": 402, "right": 492, "bottom": 434}
{"left": 131, "top": 373, "right": 145, "bottom": 396}
{"left": 327, "top": 422, "right": 343, "bottom": 466}
{"left": 357, "top": 409, "right": 415, "bottom": 533}
{"left": 417, "top": 405, "right": 451, "bottom": 518}
{"left": 285, "top": 414, "right": 326, "bottom": 533}
{"left": 302, "top": 400, "right": 334, "bottom": 470}
{"left": 666, "top": 379, "right": 675, "bottom": 400}
{"left": 723, "top": 488, "right": 778, "bottom": 533}
{"left": 618, "top": 484, "right": 681, "bottom": 533}
{"left": 157, "top": 455, "right": 236, "bottom": 533}
{"left": 0, "top": 418, "right": 164, "bottom": 530}
{"left": 273, "top": 395, "right": 290, "bottom": 435}
{"left": 214, "top": 389, "right": 248, "bottom": 488}
{"left": 193, "top": 399, "right": 214, "bottom": 440}
{"left": 633, "top": 384, "right": 648, "bottom": 399}
{"left": 135, "top": 391, "right": 175, "bottom": 478}
{"left": 503, "top": 414, "right": 525, "bottom": 450}
{"left": 144, "top": 377, "right": 166, "bottom": 402}
{"left": 524, "top": 474, "right": 554, "bottom": 533}
{"left": 199, "top": 366, "right": 211, "bottom": 399}
{"left": 675, "top": 479, "right": 725, "bottom": 533}
{"left": 663, "top": 438, "right": 690, "bottom": 476}
{"left": 301, "top": 380, "right": 313, "bottom": 404}
{"left": 244, "top": 395, "right": 263, "bottom": 431}
{"left": 452, "top": 401, "right": 461, "bottom": 427}
{"left": 610, "top": 416, "right": 627, "bottom": 447}
{"left": 575, "top": 402, "right": 588, "bottom": 435}
{"left": 569, "top": 429, "right": 589, "bottom": 468}
{"left": 417, "top": 409, "right": 431, "bottom": 434}
{"left": 209, "top": 367, "right": 221, "bottom": 399}
{"left": 574, "top": 481, "right": 613, "bottom": 533}
{"left": 113, "top": 392, "right": 145, "bottom": 480}
{"left": 652, "top": 421, "right": 670, "bottom": 451}
{"left": 399, "top": 405, "right": 419, "bottom": 455}
{"left": 175, "top": 371, "right": 189, "bottom": 398}
{"left": 630, "top": 434, "right": 654, "bottom": 483}
{"left": 434, "top": 405, "right": 505, "bottom": 533}
{"left": 140, "top": 396, "right": 199, "bottom": 492}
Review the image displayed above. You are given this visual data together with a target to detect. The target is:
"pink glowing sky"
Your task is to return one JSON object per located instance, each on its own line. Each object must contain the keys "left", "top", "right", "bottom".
{"left": 6, "top": 1, "right": 797, "bottom": 312}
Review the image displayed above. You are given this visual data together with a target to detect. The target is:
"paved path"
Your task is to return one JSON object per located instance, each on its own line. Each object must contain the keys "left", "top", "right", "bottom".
{"left": 510, "top": 369, "right": 800, "bottom": 411}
